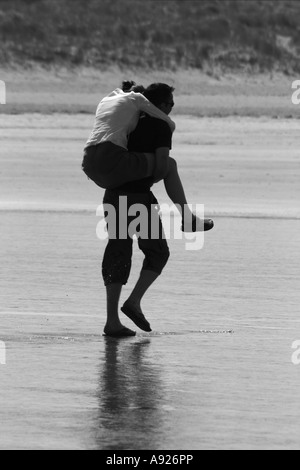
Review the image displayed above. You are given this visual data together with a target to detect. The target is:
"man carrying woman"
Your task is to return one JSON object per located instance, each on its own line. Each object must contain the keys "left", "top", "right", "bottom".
{"left": 83, "top": 81, "right": 214, "bottom": 336}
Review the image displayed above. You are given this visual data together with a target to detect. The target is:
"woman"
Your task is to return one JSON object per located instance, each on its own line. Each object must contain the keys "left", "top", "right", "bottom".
{"left": 82, "top": 80, "right": 175, "bottom": 189}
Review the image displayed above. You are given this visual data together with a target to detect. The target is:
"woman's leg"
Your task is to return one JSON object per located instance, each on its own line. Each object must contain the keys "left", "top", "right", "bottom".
{"left": 82, "top": 142, "right": 156, "bottom": 189}
{"left": 156, "top": 157, "right": 214, "bottom": 232}
{"left": 153, "top": 156, "right": 191, "bottom": 216}
{"left": 162, "top": 157, "right": 189, "bottom": 216}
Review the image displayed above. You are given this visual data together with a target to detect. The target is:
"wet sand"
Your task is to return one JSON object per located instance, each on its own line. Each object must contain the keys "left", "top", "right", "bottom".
{"left": 0, "top": 114, "right": 300, "bottom": 449}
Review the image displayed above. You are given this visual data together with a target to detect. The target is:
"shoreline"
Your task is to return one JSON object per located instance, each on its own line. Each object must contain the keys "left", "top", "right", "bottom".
{"left": 0, "top": 67, "right": 298, "bottom": 117}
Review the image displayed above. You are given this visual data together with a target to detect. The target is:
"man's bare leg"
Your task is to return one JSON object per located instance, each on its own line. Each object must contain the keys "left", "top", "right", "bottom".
{"left": 125, "top": 270, "right": 160, "bottom": 313}
{"left": 104, "top": 283, "right": 135, "bottom": 335}
{"left": 122, "top": 270, "right": 159, "bottom": 332}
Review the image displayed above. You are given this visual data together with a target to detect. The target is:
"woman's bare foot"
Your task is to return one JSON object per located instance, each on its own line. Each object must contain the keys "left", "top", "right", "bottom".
{"left": 181, "top": 214, "right": 214, "bottom": 232}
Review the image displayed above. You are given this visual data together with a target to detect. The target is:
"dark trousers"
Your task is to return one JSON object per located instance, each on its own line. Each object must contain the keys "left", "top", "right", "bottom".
{"left": 102, "top": 190, "right": 170, "bottom": 286}
{"left": 82, "top": 142, "right": 150, "bottom": 189}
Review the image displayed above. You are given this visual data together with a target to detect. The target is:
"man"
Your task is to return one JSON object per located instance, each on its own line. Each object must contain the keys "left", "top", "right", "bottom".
{"left": 102, "top": 83, "right": 213, "bottom": 337}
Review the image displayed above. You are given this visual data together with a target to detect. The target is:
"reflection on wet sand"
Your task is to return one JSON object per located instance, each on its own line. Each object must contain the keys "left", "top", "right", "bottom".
{"left": 94, "top": 337, "right": 165, "bottom": 450}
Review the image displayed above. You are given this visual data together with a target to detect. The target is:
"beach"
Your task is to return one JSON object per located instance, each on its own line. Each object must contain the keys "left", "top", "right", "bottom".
{"left": 0, "top": 106, "right": 300, "bottom": 449}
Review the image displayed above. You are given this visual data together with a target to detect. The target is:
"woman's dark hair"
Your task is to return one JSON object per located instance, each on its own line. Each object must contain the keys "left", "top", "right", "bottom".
{"left": 143, "top": 83, "right": 175, "bottom": 107}
{"left": 122, "top": 80, "right": 136, "bottom": 92}
{"left": 122, "top": 80, "right": 145, "bottom": 94}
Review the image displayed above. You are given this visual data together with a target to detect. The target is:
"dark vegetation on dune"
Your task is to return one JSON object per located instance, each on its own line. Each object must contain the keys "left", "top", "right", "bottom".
{"left": 1, "top": 0, "right": 300, "bottom": 73}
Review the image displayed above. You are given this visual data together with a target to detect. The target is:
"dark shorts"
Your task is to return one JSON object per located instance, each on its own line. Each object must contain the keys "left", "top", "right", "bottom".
{"left": 102, "top": 189, "right": 170, "bottom": 286}
{"left": 82, "top": 142, "right": 151, "bottom": 190}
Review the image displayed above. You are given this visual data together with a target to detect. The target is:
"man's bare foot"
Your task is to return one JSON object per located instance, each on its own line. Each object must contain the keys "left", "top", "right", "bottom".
{"left": 121, "top": 301, "right": 152, "bottom": 332}
{"left": 123, "top": 299, "right": 142, "bottom": 313}
{"left": 103, "top": 323, "right": 136, "bottom": 337}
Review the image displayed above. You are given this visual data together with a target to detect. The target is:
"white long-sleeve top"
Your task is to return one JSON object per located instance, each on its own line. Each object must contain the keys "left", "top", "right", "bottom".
{"left": 85, "top": 88, "right": 176, "bottom": 150}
